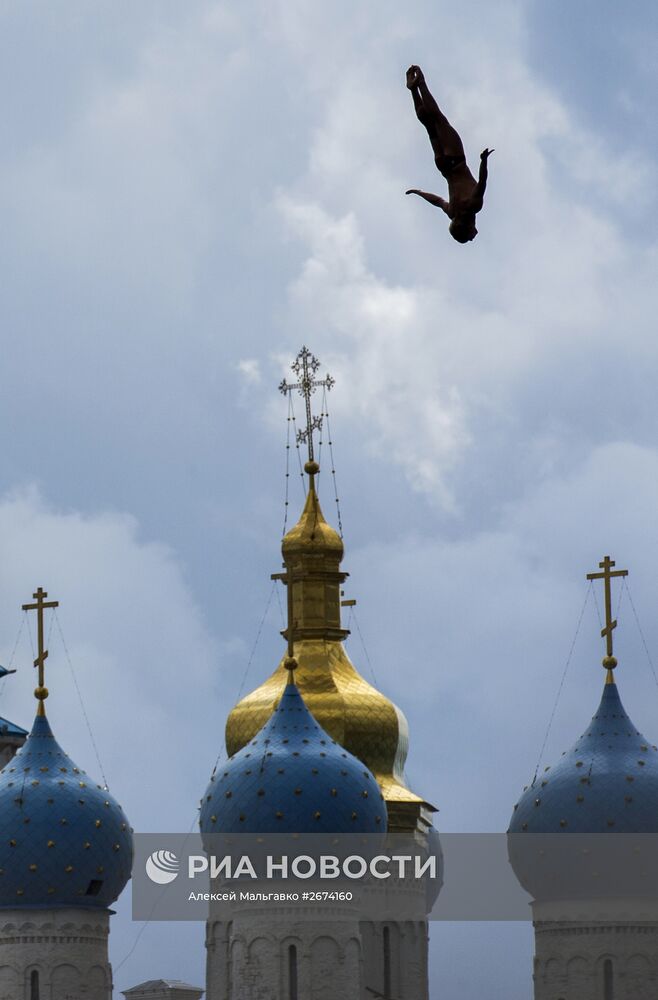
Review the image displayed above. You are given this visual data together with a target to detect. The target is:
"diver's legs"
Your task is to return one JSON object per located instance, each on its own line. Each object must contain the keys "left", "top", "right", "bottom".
{"left": 407, "top": 65, "right": 464, "bottom": 159}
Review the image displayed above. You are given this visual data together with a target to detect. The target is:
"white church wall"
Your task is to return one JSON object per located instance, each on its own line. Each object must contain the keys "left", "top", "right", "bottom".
{"left": 0, "top": 908, "right": 111, "bottom": 1000}
{"left": 533, "top": 913, "right": 658, "bottom": 1000}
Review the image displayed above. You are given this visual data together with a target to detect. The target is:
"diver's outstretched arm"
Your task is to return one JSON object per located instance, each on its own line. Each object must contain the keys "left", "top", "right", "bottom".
{"left": 405, "top": 189, "right": 450, "bottom": 215}
{"left": 473, "top": 148, "right": 494, "bottom": 210}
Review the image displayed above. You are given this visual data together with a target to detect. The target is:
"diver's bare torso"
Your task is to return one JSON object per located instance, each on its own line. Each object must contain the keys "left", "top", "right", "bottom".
{"left": 435, "top": 157, "right": 481, "bottom": 218}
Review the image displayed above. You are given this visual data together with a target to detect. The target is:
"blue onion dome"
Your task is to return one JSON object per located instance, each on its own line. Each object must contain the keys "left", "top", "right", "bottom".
{"left": 508, "top": 678, "right": 658, "bottom": 899}
{"left": 200, "top": 678, "right": 387, "bottom": 835}
{"left": 0, "top": 713, "right": 133, "bottom": 909}
{"left": 510, "top": 680, "right": 658, "bottom": 836}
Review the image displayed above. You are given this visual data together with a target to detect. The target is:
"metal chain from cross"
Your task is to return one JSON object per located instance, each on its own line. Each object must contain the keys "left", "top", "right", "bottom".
{"left": 22, "top": 587, "right": 59, "bottom": 715}
{"left": 279, "top": 346, "right": 335, "bottom": 464}
{"left": 586, "top": 555, "right": 628, "bottom": 674}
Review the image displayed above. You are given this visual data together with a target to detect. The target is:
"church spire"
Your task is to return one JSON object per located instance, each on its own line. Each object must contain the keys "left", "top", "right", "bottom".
{"left": 276, "top": 348, "right": 347, "bottom": 644}
{"left": 226, "top": 347, "right": 435, "bottom": 834}
{"left": 586, "top": 555, "right": 628, "bottom": 684}
{"left": 21, "top": 587, "right": 59, "bottom": 716}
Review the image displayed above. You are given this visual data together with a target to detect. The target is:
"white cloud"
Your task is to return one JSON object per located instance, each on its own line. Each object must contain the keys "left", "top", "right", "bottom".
{"left": 0, "top": 484, "right": 227, "bottom": 988}
{"left": 269, "top": 6, "right": 656, "bottom": 515}
{"left": 276, "top": 195, "right": 470, "bottom": 506}
{"left": 0, "top": 486, "right": 219, "bottom": 830}
{"left": 346, "top": 439, "right": 658, "bottom": 835}
{"left": 236, "top": 358, "right": 262, "bottom": 385}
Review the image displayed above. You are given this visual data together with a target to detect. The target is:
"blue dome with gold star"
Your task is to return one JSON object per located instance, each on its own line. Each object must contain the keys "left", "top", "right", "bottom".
{"left": 0, "top": 713, "right": 133, "bottom": 909}
{"left": 508, "top": 675, "right": 658, "bottom": 901}
{"left": 509, "top": 680, "right": 658, "bottom": 836}
{"left": 200, "top": 679, "right": 387, "bottom": 835}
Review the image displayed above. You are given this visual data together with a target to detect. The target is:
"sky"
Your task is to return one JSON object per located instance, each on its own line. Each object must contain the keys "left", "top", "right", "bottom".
{"left": 0, "top": 1, "right": 656, "bottom": 997}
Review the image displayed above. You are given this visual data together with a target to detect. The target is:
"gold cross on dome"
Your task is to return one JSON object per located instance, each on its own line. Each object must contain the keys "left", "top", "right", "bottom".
{"left": 586, "top": 556, "right": 628, "bottom": 672}
{"left": 22, "top": 587, "right": 59, "bottom": 715}
{"left": 279, "top": 346, "right": 334, "bottom": 465}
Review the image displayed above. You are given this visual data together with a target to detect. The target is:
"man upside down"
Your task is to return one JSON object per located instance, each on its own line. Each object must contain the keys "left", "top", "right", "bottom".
{"left": 405, "top": 64, "right": 493, "bottom": 244}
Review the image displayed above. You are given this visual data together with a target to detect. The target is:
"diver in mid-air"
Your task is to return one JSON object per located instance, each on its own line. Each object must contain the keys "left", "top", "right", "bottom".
{"left": 405, "top": 64, "right": 493, "bottom": 244}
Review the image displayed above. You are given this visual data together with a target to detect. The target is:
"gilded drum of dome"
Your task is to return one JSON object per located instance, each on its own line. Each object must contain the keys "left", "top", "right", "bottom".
{"left": 225, "top": 638, "right": 423, "bottom": 806}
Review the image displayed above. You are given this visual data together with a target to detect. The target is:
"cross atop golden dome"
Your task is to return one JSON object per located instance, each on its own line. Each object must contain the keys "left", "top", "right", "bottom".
{"left": 279, "top": 345, "right": 335, "bottom": 467}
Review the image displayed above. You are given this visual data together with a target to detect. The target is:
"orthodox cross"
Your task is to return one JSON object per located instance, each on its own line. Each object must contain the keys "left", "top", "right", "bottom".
{"left": 277, "top": 347, "right": 335, "bottom": 677}
{"left": 22, "top": 587, "right": 59, "bottom": 715}
{"left": 586, "top": 556, "right": 628, "bottom": 669}
{"left": 279, "top": 346, "right": 334, "bottom": 465}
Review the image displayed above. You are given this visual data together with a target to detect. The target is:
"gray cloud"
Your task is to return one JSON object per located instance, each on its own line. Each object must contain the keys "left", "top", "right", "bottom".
{"left": 0, "top": 1, "right": 655, "bottom": 997}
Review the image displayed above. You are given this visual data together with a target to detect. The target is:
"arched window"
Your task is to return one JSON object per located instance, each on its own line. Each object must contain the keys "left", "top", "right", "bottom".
{"left": 604, "top": 958, "right": 614, "bottom": 1000}
{"left": 383, "top": 926, "right": 391, "bottom": 999}
{"left": 288, "top": 944, "right": 298, "bottom": 1000}
{"left": 30, "top": 970, "right": 39, "bottom": 1000}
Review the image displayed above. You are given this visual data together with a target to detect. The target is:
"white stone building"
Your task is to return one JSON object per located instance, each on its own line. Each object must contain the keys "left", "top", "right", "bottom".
{"left": 122, "top": 980, "right": 204, "bottom": 1000}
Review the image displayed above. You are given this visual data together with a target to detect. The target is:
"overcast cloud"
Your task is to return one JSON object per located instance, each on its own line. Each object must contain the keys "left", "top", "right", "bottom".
{"left": 0, "top": 2, "right": 656, "bottom": 997}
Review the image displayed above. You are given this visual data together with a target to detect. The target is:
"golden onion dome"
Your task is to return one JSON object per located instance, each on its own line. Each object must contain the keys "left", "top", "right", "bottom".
{"left": 281, "top": 487, "right": 344, "bottom": 561}
{"left": 225, "top": 465, "right": 435, "bottom": 833}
